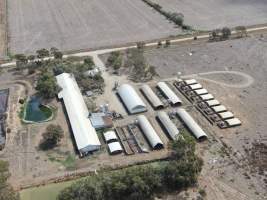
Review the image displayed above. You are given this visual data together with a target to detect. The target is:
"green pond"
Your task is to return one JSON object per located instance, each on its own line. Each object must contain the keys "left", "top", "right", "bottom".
{"left": 24, "top": 97, "right": 53, "bottom": 123}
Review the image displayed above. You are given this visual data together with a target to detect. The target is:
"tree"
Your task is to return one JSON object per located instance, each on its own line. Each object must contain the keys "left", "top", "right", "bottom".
{"left": 39, "top": 124, "right": 63, "bottom": 150}
{"left": 14, "top": 54, "right": 28, "bottom": 69}
{"left": 222, "top": 27, "right": 231, "bottom": 39}
{"left": 0, "top": 160, "right": 19, "bottom": 200}
{"left": 36, "top": 48, "right": 49, "bottom": 59}
{"left": 165, "top": 39, "right": 171, "bottom": 47}
{"left": 36, "top": 72, "right": 59, "bottom": 99}
{"left": 84, "top": 57, "right": 94, "bottom": 69}
{"left": 27, "top": 55, "right": 35, "bottom": 62}
{"left": 107, "top": 52, "right": 122, "bottom": 70}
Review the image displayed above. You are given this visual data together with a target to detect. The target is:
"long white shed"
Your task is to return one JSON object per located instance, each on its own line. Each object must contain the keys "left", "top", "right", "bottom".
{"left": 176, "top": 108, "right": 207, "bottom": 140}
{"left": 157, "top": 82, "right": 182, "bottom": 106}
{"left": 157, "top": 111, "right": 179, "bottom": 140}
{"left": 137, "top": 115, "right": 164, "bottom": 149}
{"left": 140, "top": 84, "right": 164, "bottom": 109}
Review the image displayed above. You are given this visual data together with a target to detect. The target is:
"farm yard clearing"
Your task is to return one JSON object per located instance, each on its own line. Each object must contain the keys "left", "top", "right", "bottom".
{"left": 143, "top": 33, "right": 267, "bottom": 199}
{"left": 8, "top": 0, "right": 180, "bottom": 55}
{"left": 150, "top": 0, "right": 267, "bottom": 30}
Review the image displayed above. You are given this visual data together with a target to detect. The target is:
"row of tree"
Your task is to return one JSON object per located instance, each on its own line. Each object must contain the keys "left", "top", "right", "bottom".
{"left": 57, "top": 131, "right": 203, "bottom": 200}
{"left": 209, "top": 26, "right": 248, "bottom": 41}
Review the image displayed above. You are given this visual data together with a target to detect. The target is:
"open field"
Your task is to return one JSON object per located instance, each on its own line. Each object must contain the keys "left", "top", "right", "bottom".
{"left": 150, "top": 0, "right": 267, "bottom": 30}
{"left": 144, "top": 34, "right": 267, "bottom": 199}
{"left": 0, "top": 0, "right": 7, "bottom": 59}
{"left": 8, "top": 0, "right": 179, "bottom": 55}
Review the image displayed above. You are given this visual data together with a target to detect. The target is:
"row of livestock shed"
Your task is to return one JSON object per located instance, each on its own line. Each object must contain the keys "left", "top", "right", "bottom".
{"left": 174, "top": 79, "right": 241, "bottom": 128}
{"left": 117, "top": 82, "right": 183, "bottom": 114}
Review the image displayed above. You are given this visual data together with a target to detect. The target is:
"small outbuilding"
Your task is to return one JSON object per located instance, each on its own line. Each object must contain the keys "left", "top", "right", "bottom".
{"left": 218, "top": 111, "right": 234, "bottom": 120}
{"left": 140, "top": 84, "right": 164, "bottom": 109}
{"left": 194, "top": 89, "right": 208, "bottom": 95}
{"left": 117, "top": 84, "right": 147, "bottom": 114}
{"left": 189, "top": 83, "right": 203, "bottom": 90}
{"left": 184, "top": 79, "right": 197, "bottom": 85}
{"left": 157, "top": 111, "right": 179, "bottom": 140}
{"left": 200, "top": 94, "right": 214, "bottom": 101}
{"left": 137, "top": 115, "right": 164, "bottom": 149}
{"left": 176, "top": 108, "right": 207, "bottom": 140}
{"left": 157, "top": 82, "right": 182, "bottom": 106}
{"left": 212, "top": 105, "right": 227, "bottom": 113}
{"left": 108, "top": 142, "right": 123, "bottom": 155}
{"left": 225, "top": 118, "right": 241, "bottom": 127}
{"left": 206, "top": 99, "right": 220, "bottom": 107}
{"left": 103, "top": 131, "right": 118, "bottom": 143}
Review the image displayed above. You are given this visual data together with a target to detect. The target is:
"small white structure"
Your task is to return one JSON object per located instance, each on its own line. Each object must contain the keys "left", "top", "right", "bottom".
{"left": 184, "top": 79, "right": 197, "bottom": 85}
{"left": 225, "top": 118, "right": 241, "bottom": 127}
{"left": 200, "top": 94, "right": 214, "bottom": 101}
{"left": 206, "top": 99, "right": 220, "bottom": 107}
{"left": 108, "top": 142, "right": 123, "bottom": 155}
{"left": 137, "top": 115, "right": 164, "bottom": 149}
{"left": 194, "top": 89, "right": 208, "bottom": 95}
{"left": 118, "top": 84, "right": 147, "bottom": 114}
{"left": 218, "top": 111, "right": 234, "bottom": 120}
{"left": 140, "top": 84, "right": 164, "bottom": 109}
{"left": 56, "top": 73, "right": 100, "bottom": 155}
{"left": 176, "top": 108, "right": 207, "bottom": 140}
{"left": 157, "top": 82, "right": 182, "bottom": 106}
{"left": 189, "top": 83, "right": 202, "bottom": 90}
{"left": 103, "top": 131, "right": 118, "bottom": 143}
{"left": 157, "top": 111, "right": 179, "bottom": 140}
{"left": 212, "top": 105, "right": 227, "bottom": 113}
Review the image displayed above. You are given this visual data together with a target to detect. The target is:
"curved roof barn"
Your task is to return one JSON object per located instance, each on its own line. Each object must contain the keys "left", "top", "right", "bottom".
{"left": 118, "top": 84, "right": 147, "bottom": 114}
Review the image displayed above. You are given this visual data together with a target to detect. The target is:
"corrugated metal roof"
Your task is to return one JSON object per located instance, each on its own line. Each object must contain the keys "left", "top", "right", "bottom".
{"left": 212, "top": 105, "right": 227, "bottom": 113}
{"left": 200, "top": 94, "right": 214, "bottom": 101}
{"left": 184, "top": 79, "right": 197, "bottom": 85}
{"left": 104, "top": 131, "right": 118, "bottom": 143}
{"left": 108, "top": 142, "right": 123, "bottom": 154}
{"left": 157, "top": 111, "right": 179, "bottom": 140}
{"left": 226, "top": 118, "right": 241, "bottom": 126}
{"left": 56, "top": 73, "right": 100, "bottom": 154}
{"left": 140, "top": 84, "right": 164, "bottom": 109}
{"left": 118, "top": 84, "right": 147, "bottom": 114}
{"left": 137, "top": 115, "right": 163, "bottom": 149}
{"left": 206, "top": 99, "right": 220, "bottom": 107}
{"left": 157, "top": 82, "right": 182, "bottom": 106}
{"left": 189, "top": 83, "right": 202, "bottom": 90}
{"left": 194, "top": 88, "right": 208, "bottom": 95}
{"left": 218, "top": 111, "right": 234, "bottom": 119}
{"left": 176, "top": 108, "right": 207, "bottom": 140}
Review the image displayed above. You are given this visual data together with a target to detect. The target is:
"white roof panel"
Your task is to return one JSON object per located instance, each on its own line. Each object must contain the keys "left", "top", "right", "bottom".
{"left": 56, "top": 73, "right": 100, "bottom": 153}
{"left": 157, "top": 82, "right": 182, "bottom": 105}
{"left": 103, "top": 131, "right": 118, "bottom": 142}
{"left": 212, "top": 105, "right": 227, "bottom": 113}
{"left": 189, "top": 83, "right": 202, "bottom": 90}
{"left": 194, "top": 89, "right": 208, "bottom": 95}
{"left": 206, "top": 99, "right": 220, "bottom": 107}
{"left": 218, "top": 111, "right": 234, "bottom": 119}
{"left": 184, "top": 79, "right": 197, "bottom": 85}
{"left": 118, "top": 84, "right": 147, "bottom": 114}
{"left": 200, "top": 94, "right": 214, "bottom": 101}
{"left": 226, "top": 118, "right": 241, "bottom": 126}
{"left": 108, "top": 142, "right": 123, "bottom": 153}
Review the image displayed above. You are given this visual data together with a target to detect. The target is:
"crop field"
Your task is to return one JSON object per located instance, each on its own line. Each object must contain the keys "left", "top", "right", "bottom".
{"left": 0, "top": 0, "right": 7, "bottom": 59}
{"left": 8, "top": 0, "right": 179, "bottom": 55}
{"left": 150, "top": 0, "right": 267, "bottom": 30}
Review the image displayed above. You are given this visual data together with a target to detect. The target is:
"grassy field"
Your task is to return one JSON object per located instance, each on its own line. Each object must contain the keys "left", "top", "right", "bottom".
{"left": 20, "top": 180, "right": 75, "bottom": 200}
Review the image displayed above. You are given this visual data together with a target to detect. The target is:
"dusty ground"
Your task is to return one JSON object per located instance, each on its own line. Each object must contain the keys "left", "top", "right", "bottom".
{"left": 151, "top": 0, "right": 267, "bottom": 30}
{"left": 143, "top": 34, "right": 267, "bottom": 199}
{"left": 8, "top": 0, "right": 180, "bottom": 55}
{"left": 0, "top": 0, "right": 7, "bottom": 59}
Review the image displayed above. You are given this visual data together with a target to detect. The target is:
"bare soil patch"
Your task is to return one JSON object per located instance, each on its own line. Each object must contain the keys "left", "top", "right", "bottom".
{"left": 150, "top": 0, "right": 267, "bottom": 30}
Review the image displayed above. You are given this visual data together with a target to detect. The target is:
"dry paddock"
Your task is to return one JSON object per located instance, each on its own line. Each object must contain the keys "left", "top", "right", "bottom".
{"left": 0, "top": 0, "right": 7, "bottom": 59}
{"left": 8, "top": 0, "right": 180, "bottom": 55}
{"left": 150, "top": 0, "right": 267, "bottom": 30}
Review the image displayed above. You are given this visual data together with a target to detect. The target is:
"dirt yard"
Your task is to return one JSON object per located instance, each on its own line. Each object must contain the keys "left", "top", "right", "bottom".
{"left": 8, "top": 0, "right": 180, "bottom": 55}
{"left": 150, "top": 0, "right": 267, "bottom": 30}
{"left": 0, "top": 0, "right": 7, "bottom": 59}
{"left": 143, "top": 34, "right": 267, "bottom": 199}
